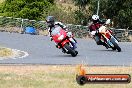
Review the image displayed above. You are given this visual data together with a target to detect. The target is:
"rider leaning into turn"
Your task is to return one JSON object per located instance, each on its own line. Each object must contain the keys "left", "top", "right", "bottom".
{"left": 88, "top": 15, "right": 108, "bottom": 48}
{"left": 45, "top": 16, "right": 77, "bottom": 49}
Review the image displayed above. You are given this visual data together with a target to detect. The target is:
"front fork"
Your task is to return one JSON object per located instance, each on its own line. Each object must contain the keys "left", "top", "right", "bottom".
{"left": 105, "top": 35, "right": 119, "bottom": 48}
{"left": 58, "top": 37, "right": 77, "bottom": 53}
{"left": 101, "top": 34, "right": 114, "bottom": 47}
{"left": 69, "top": 37, "right": 77, "bottom": 49}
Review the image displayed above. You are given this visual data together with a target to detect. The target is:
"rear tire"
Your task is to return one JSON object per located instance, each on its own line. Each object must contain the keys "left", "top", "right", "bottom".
{"left": 64, "top": 44, "right": 77, "bottom": 57}
{"left": 110, "top": 38, "right": 121, "bottom": 52}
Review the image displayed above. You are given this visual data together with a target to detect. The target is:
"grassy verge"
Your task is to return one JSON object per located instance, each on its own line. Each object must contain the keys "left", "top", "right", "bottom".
{"left": 0, "top": 47, "right": 13, "bottom": 57}
{"left": 0, "top": 65, "right": 131, "bottom": 88}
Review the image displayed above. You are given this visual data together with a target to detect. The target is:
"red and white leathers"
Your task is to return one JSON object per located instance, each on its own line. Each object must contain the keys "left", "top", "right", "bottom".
{"left": 89, "top": 21, "right": 103, "bottom": 36}
{"left": 88, "top": 20, "right": 106, "bottom": 45}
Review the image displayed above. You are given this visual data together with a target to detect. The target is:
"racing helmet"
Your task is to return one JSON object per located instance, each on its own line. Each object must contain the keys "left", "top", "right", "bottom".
{"left": 46, "top": 16, "right": 55, "bottom": 27}
{"left": 92, "top": 15, "right": 99, "bottom": 23}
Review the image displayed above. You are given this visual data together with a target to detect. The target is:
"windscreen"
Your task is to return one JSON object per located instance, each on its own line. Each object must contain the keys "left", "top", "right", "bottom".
{"left": 51, "top": 27, "right": 62, "bottom": 36}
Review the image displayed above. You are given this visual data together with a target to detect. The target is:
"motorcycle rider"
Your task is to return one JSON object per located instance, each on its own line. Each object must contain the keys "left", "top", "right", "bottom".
{"left": 88, "top": 15, "right": 108, "bottom": 48}
{"left": 46, "top": 16, "right": 77, "bottom": 50}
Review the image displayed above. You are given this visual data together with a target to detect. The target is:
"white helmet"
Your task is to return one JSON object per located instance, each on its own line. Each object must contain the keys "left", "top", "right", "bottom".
{"left": 92, "top": 15, "right": 99, "bottom": 21}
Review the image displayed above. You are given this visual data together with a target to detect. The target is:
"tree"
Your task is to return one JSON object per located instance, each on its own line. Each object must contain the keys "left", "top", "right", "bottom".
{"left": 72, "top": 0, "right": 91, "bottom": 25}
{"left": 103, "top": 0, "right": 132, "bottom": 29}
{"left": 90, "top": 0, "right": 132, "bottom": 29}
{"left": 0, "top": 0, "right": 54, "bottom": 20}
{"left": 73, "top": 0, "right": 90, "bottom": 11}
{"left": 116, "top": 0, "right": 132, "bottom": 29}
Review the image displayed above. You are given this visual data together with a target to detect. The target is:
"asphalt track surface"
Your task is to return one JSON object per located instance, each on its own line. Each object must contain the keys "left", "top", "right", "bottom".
{"left": 0, "top": 32, "right": 132, "bottom": 66}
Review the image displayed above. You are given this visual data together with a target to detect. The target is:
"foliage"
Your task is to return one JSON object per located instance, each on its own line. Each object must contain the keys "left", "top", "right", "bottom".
{"left": 0, "top": 16, "right": 21, "bottom": 27}
{"left": 116, "top": 0, "right": 132, "bottom": 29}
{"left": 74, "top": 10, "right": 87, "bottom": 25}
{"left": 47, "top": 5, "right": 76, "bottom": 24}
{"left": 0, "top": 0, "right": 53, "bottom": 20}
{"left": 72, "top": 0, "right": 91, "bottom": 25}
{"left": 0, "top": 0, "right": 132, "bottom": 29}
{"left": 90, "top": 0, "right": 132, "bottom": 29}
{"left": 72, "top": 0, "right": 90, "bottom": 11}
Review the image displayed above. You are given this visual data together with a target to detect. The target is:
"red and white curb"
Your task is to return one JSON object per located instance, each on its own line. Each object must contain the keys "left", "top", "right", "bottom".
{"left": 0, "top": 48, "right": 29, "bottom": 60}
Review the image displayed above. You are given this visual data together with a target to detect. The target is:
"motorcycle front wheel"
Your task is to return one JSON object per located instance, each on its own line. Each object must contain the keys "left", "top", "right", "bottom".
{"left": 64, "top": 43, "right": 78, "bottom": 57}
{"left": 110, "top": 38, "right": 121, "bottom": 52}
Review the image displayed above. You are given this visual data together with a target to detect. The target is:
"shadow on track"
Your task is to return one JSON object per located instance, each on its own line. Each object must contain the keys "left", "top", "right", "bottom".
{"left": 92, "top": 49, "right": 118, "bottom": 52}
{"left": 50, "top": 54, "right": 81, "bottom": 58}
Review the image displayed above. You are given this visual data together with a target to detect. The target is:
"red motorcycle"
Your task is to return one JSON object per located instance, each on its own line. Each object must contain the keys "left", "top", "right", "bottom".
{"left": 51, "top": 26, "right": 78, "bottom": 57}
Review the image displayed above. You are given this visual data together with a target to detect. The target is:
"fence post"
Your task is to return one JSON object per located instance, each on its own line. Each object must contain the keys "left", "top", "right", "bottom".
{"left": 125, "top": 29, "right": 128, "bottom": 37}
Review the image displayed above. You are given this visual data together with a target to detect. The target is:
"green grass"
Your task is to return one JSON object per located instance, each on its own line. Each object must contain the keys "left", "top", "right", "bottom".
{"left": 0, "top": 47, "right": 13, "bottom": 57}
{"left": 0, "top": 65, "right": 131, "bottom": 88}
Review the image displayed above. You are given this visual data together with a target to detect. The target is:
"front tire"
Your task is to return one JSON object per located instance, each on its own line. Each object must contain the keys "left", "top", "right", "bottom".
{"left": 110, "top": 38, "right": 121, "bottom": 52}
{"left": 64, "top": 44, "right": 77, "bottom": 57}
